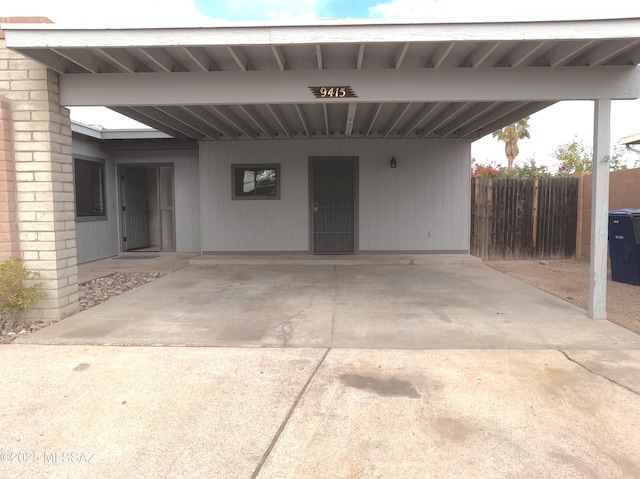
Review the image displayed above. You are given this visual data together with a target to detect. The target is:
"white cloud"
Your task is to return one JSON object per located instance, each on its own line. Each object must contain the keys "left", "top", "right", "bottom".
{"left": 1, "top": 0, "right": 326, "bottom": 26}
{"left": 1, "top": 0, "right": 211, "bottom": 26}
{"left": 216, "top": 0, "right": 325, "bottom": 22}
{"left": 370, "top": 0, "right": 640, "bottom": 19}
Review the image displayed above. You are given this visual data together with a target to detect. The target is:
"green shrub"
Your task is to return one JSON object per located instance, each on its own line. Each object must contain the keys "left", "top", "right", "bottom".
{"left": 0, "top": 256, "right": 43, "bottom": 331}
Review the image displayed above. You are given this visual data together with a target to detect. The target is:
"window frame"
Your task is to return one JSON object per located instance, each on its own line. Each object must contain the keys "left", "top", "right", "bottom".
{"left": 73, "top": 155, "right": 107, "bottom": 222}
{"left": 231, "top": 163, "right": 281, "bottom": 200}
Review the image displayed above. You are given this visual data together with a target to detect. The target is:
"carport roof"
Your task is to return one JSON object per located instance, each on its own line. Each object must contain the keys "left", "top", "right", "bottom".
{"left": 4, "top": 16, "right": 640, "bottom": 141}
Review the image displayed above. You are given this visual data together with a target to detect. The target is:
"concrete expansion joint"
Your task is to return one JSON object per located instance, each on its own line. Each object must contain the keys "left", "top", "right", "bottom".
{"left": 251, "top": 348, "right": 330, "bottom": 479}
{"left": 558, "top": 350, "right": 640, "bottom": 397}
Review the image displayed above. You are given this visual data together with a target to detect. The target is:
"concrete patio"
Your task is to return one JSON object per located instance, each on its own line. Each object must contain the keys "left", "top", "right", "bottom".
{"left": 2, "top": 255, "right": 640, "bottom": 478}
{"left": 17, "top": 254, "right": 640, "bottom": 349}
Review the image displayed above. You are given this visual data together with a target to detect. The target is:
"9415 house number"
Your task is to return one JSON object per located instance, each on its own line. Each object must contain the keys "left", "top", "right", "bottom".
{"left": 309, "top": 86, "right": 357, "bottom": 98}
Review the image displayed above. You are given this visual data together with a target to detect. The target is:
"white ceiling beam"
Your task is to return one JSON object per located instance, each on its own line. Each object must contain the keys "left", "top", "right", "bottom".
{"left": 237, "top": 105, "right": 272, "bottom": 139}
{"left": 271, "top": 45, "right": 287, "bottom": 71}
{"left": 474, "top": 101, "right": 555, "bottom": 138}
{"left": 94, "top": 48, "right": 143, "bottom": 73}
{"left": 401, "top": 103, "right": 446, "bottom": 138}
{"left": 357, "top": 44, "right": 365, "bottom": 69}
{"left": 127, "top": 106, "right": 206, "bottom": 139}
{"left": 146, "top": 106, "right": 217, "bottom": 139}
{"left": 52, "top": 48, "right": 105, "bottom": 73}
{"left": 294, "top": 105, "right": 310, "bottom": 139}
{"left": 547, "top": 40, "right": 597, "bottom": 67}
{"left": 180, "top": 105, "right": 238, "bottom": 139}
{"left": 60, "top": 66, "right": 640, "bottom": 106}
{"left": 421, "top": 102, "right": 471, "bottom": 138}
{"left": 439, "top": 102, "right": 500, "bottom": 137}
{"left": 345, "top": 103, "right": 357, "bottom": 138}
{"left": 265, "top": 104, "right": 291, "bottom": 138}
{"left": 463, "top": 42, "right": 502, "bottom": 68}
{"left": 581, "top": 39, "right": 640, "bottom": 66}
{"left": 499, "top": 41, "right": 549, "bottom": 67}
{"left": 136, "top": 47, "right": 177, "bottom": 72}
{"left": 384, "top": 103, "right": 412, "bottom": 138}
{"left": 456, "top": 102, "right": 529, "bottom": 137}
{"left": 8, "top": 18, "right": 640, "bottom": 48}
{"left": 18, "top": 49, "right": 86, "bottom": 73}
{"left": 431, "top": 42, "right": 456, "bottom": 68}
{"left": 322, "top": 104, "right": 330, "bottom": 137}
{"left": 394, "top": 43, "right": 410, "bottom": 69}
{"left": 205, "top": 105, "right": 254, "bottom": 139}
{"left": 365, "top": 103, "right": 383, "bottom": 138}
{"left": 181, "top": 47, "right": 217, "bottom": 72}
{"left": 315, "top": 45, "right": 323, "bottom": 70}
{"left": 227, "top": 46, "right": 251, "bottom": 71}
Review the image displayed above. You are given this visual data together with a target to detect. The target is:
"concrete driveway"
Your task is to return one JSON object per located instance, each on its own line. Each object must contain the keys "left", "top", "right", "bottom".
{"left": 16, "top": 255, "right": 640, "bottom": 349}
{"left": 2, "top": 255, "right": 640, "bottom": 478}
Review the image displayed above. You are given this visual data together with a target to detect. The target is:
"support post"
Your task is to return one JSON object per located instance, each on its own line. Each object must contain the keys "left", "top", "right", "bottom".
{"left": 589, "top": 99, "right": 611, "bottom": 319}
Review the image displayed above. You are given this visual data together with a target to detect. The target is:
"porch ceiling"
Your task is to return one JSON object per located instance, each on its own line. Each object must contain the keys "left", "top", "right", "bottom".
{"left": 4, "top": 17, "right": 640, "bottom": 141}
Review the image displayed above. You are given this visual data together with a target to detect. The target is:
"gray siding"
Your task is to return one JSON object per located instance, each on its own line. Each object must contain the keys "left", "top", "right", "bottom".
{"left": 114, "top": 149, "right": 201, "bottom": 253}
{"left": 73, "top": 134, "right": 119, "bottom": 264}
{"left": 200, "top": 139, "right": 471, "bottom": 253}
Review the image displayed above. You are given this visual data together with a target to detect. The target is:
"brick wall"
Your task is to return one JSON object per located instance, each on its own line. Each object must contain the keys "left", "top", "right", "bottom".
{"left": 0, "top": 19, "right": 79, "bottom": 320}
{"left": 0, "top": 98, "right": 19, "bottom": 259}
{"left": 575, "top": 167, "right": 640, "bottom": 260}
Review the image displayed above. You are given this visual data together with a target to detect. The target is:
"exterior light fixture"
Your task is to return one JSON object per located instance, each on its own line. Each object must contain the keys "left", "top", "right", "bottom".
{"left": 390, "top": 157, "right": 397, "bottom": 169}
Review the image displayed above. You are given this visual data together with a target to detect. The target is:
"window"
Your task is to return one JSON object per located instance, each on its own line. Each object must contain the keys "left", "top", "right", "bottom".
{"left": 232, "top": 164, "right": 280, "bottom": 200}
{"left": 74, "top": 157, "right": 106, "bottom": 219}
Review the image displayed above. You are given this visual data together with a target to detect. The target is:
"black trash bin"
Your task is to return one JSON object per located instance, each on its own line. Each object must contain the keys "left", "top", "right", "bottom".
{"left": 608, "top": 209, "right": 640, "bottom": 286}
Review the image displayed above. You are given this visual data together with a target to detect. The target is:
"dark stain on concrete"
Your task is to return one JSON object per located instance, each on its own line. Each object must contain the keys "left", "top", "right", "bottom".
{"left": 433, "top": 417, "right": 474, "bottom": 442}
{"left": 610, "top": 454, "right": 640, "bottom": 478}
{"left": 339, "top": 374, "right": 421, "bottom": 398}
{"left": 551, "top": 452, "right": 597, "bottom": 477}
{"left": 73, "top": 363, "right": 90, "bottom": 372}
{"left": 230, "top": 271, "right": 253, "bottom": 282}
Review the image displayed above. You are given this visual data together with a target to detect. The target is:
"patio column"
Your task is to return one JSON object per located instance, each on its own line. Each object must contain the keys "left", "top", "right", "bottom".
{"left": 0, "top": 20, "right": 79, "bottom": 321}
{"left": 588, "top": 98, "right": 611, "bottom": 319}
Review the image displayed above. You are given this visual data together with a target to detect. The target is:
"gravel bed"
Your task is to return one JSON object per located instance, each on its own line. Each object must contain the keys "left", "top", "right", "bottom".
{"left": 0, "top": 272, "right": 165, "bottom": 344}
{"left": 79, "top": 272, "right": 165, "bottom": 311}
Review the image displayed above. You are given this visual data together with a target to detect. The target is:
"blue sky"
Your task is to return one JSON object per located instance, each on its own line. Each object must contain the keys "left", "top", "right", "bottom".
{"left": 194, "top": 0, "right": 375, "bottom": 21}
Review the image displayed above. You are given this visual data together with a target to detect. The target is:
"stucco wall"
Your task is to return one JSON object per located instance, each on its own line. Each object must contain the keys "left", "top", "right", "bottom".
{"left": 200, "top": 139, "right": 471, "bottom": 253}
{"left": 114, "top": 148, "right": 201, "bottom": 253}
{"left": 72, "top": 133, "right": 119, "bottom": 264}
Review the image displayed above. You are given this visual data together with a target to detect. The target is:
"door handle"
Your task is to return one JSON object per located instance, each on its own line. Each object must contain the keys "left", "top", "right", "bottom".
{"left": 313, "top": 202, "right": 319, "bottom": 213}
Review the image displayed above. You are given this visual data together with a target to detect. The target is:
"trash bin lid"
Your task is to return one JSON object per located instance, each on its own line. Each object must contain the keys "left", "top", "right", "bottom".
{"left": 609, "top": 208, "right": 640, "bottom": 217}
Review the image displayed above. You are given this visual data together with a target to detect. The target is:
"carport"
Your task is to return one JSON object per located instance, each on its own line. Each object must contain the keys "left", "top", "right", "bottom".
{"left": 3, "top": 16, "right": 640, "bottom": 320}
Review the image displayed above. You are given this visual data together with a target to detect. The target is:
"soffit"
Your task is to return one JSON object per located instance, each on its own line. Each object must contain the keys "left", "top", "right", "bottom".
{"left": 4, "top": 18, "right": 640, "bottom": 141}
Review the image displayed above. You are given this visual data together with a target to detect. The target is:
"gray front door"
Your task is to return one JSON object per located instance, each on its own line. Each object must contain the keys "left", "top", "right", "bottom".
{"left": 310, "top": 157, "right": 357, "bottom": 254}
{"left": 121, "top": 167, "right": 150, "bottom": 251}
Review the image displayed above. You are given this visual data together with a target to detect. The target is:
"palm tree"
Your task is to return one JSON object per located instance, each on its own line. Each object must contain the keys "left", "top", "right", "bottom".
{"left": 492, "top": 117, "right": 531, "bottom": 169}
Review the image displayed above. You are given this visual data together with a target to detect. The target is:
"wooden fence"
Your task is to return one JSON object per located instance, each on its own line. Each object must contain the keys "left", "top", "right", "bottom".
{"left": 471, "top": 177, "right": 579, "bottom": 260}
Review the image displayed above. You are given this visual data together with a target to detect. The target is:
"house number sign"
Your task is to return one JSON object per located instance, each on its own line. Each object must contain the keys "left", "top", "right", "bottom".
{"left": 309, "top": 86, "right": 357, "bottom": 98}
